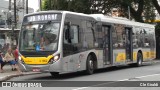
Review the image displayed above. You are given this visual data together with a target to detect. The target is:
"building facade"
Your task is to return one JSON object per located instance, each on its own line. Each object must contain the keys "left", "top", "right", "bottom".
{"left": 0, "top": 0, "right": 34, "bottom": 29}
{"left": 0, "top": 0, "right": 34, "bottom": 51}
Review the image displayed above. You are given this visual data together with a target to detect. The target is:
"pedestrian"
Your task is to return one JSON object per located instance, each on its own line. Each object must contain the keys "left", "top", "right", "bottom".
{"left": 0, "top": 50, "right": 4, "bottom": 73}
{"left": 4, "top": 48, "right": 17, "bottom": 71}
{"left": 4, "top": 48, "right": 22, "bottom": 74}
{"left": 13, "top": 46, "right": 22, "bottom": 74}
{"left": 13, "top": 46, "right": 18, "bottom": 62}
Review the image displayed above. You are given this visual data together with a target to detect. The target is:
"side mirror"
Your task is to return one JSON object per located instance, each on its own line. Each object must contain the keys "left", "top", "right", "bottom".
{"left": 65, "top": 28, "right": 69, "bottom": 40}
{"left": 64, "top": 22, "right": 71, "bottom": 40}
{"left": 65, "top": 22, "right": 71, "bottom": 26}
{"left": 64, "top": 22, "right": 74, "bottom": 41}
{"left": 69, "top": 28, "right": 74, "bottom": 39}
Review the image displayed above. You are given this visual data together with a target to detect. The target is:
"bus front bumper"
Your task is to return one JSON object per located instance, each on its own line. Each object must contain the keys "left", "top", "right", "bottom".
{"left": 19, "top": 61, "right": 61, "bottom": 73}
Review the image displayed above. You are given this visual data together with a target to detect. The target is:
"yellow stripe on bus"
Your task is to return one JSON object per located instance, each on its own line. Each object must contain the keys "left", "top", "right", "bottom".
{"left": 21, "top": 55, "right": 53, "bottom": 65}
{"left": 116, "top": 51, "right": 156, "bottom": 62}
{"left": 116, "top": 53, "right": 126, "bottom": 62}
{"left": 116, "top": 52, "right": 137, "bottom": 62}
{"left": 133, "top": 52, "right": 137, "bottom": 61}
{"left": 142, "top": 51, "right": 156, "bottom": 60}
{"left": 150, "top": 51, "right": 156, "bottom": 58}
{"left": 143, "top": 51, "right": 151, "bottom": 60}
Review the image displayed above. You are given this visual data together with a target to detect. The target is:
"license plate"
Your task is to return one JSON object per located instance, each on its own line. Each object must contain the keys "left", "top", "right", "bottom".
{"left": 32, "top": 68, "right": 40, "bottom": 72}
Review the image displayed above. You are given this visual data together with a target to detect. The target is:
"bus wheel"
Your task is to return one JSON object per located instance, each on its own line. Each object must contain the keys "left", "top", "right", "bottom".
{"left": 50, "top": 72, "right": 59, "bottom": 77}
{"left": 86, "top": 55, "right": 94, "bottom": 75}
{"left": 136, "top": 53, "right": 143, "bottom": 66}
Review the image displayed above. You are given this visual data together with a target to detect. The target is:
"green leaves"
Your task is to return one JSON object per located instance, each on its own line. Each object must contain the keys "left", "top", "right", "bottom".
{"left": 41, "top": 0, "right": 158, "bottom": 23}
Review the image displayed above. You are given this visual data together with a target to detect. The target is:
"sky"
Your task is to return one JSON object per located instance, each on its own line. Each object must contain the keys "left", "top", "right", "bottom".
{"left": 4, "top": 0, "right": 39, "bottom": 12}
{"left": 28, "top": 0, "right": 39, "bottom": 12}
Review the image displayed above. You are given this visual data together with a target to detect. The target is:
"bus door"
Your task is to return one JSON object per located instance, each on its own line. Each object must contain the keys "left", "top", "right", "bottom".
{"left": 125, "top": 27, "right": 133, "bottom": 62}
{"left": 102, "top": 25, "right": 112, "bottom": 65}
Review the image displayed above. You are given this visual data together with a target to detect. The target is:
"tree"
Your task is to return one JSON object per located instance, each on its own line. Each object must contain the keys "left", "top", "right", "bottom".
{"left": 119, "top": 0, "right": 144, "bottom": 22}
{"left": 143, "top": 0, "right": 156, "bottom": 22}
{"left": 42, "top": 0, "right": 156, "bottom": 23}
{"left": 42, "top": 0, "right": 68, "bottom": 10}
{"left": 152, "top": 0, "right": 160, "bottom": 15}
{"left": 151, "top": 1, "right": 160, "bottom": 59}
{"left": 70, "top": 0, "right": 91, "bottom": 14}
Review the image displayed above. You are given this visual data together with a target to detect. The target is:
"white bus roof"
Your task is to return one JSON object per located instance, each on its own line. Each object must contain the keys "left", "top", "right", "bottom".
{"left": 0, "top": 28, "right": 20, "bottom": 31}
{"left": 24, "top": 11, "right": 154, "bottom": 28}
{"left": 91, "top": 14, "right": 155, "bottom": 28}
{"left": 24, "top": 10, "right": 92, "bottom": 17}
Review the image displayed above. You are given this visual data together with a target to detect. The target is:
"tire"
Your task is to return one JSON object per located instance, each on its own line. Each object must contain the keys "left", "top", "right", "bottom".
{"left": 136, "top": 53, "right": 143, "bottom": 66}
{"left": 50, "top": 72, "right": 59, "bottom": 77}
{"left": 86, "top": 55, "right": 94, "bottom": 75}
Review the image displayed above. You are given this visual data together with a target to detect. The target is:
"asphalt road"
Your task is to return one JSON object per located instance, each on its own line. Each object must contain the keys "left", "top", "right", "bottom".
{"left": 7, "top": 62, "right": 160, "bottom": 90}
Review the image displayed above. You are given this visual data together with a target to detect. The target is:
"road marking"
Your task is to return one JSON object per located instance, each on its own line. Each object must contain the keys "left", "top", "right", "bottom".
{"left": 118, "top": 79, "right": 130, "bottom": 81}
{"left": 118, "top": 73, "right": 160, "bottom": 81}
{"left": 72, "top": 81, "right": 121, "bottom": 90}
{"left": 73, "top": 73, "right": 160, "bottom": 90}
{"left": 135, "top": 73, "right": 160, "bottom": 79}
{"left": 72, "top": 87, "right": 88, "bottom": 90}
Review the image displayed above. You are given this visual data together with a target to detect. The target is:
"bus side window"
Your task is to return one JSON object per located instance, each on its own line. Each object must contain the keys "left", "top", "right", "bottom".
{"left": 64, "top": 24, "right": 71, "bottom": 44}
{"left": 64, "top": 24, "right": 79, "bottom": 44}
{"left": 63, "top": 24, "right": 79, "bottom": 56}
{"left": 70, "top": 25, "right": 79, "bottom": 44}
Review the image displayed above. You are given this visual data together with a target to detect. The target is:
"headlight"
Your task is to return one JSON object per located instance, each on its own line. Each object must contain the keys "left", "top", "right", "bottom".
{"left": 54, "top": 55, "right": 60, "bottom": 61}
{"left": 18, "top": 56, "right": 21, "bottom": 61}
{"left": 18, "top": 56, "right": 25, "bottom": 64}
{"left": 48, "top": 54, "right": 60, "bottom": 64}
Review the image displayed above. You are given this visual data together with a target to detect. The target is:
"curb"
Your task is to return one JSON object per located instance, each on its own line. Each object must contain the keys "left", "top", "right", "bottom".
{"left": 0, "top": 72, "right": 41, "bottom": 81}
{"left": 151, "top": 60, "right": 160, "bottom": 64}
{"left": 143, "top": 60, "right": 160, "bottom": 64}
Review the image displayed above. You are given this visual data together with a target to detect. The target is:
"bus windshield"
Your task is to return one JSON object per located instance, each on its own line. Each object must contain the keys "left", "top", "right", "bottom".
{"left": 19, "top": 22, "right": 60, "bottom": 52}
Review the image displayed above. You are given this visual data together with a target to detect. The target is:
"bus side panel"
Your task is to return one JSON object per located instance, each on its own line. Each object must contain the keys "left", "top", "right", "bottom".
{"left": 111, "top": 24, "right": 128, "bottom": 65}
{"left": 61, "top": 13, "right": 99, "bottom": 73}
{"left": 96, "top": 50, "right": 104, "bottom": 68}
{"left": 112, "top": 49, "right": 126, "bottom": 65}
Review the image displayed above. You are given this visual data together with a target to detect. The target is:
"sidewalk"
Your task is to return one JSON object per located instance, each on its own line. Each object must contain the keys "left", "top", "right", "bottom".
{"left": 0, "top": 65, "right": 41, "bottom": 81}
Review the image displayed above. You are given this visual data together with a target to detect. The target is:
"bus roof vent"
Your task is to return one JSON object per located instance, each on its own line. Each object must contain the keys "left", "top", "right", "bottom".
{"left": 90, "top": 14, "right": 105, "bottom": 17}
{"left": 111, "top": 17, "right": 130, "bottom": 21}
{"left": 90, "top": 14, "right": 130, "bottom": 21}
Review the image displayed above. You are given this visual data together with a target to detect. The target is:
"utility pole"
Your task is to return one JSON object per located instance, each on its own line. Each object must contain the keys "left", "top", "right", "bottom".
{"left": 49, "top": 0, "right": 51, "bottom": 10}
{"left": 67, "top": 0, "right": 71, "bottom": 11}
{"left": 14, "top": 0, "right": 17, "bottom": 28}
{"left": 128, "top": 6, "right": 131, "bottom": 20}
{"left": 53, "top": 0, "right": 56, "bottom": 10}
{"left": 9, "top": 0, "right": 11, "bottom": 10}
{"left": 26, "top": 0, "right": 28, "bottom": 14}
{"left": 8, "top": 0, "right": 12, "bottom": 28}
{"left": 40, "top": 0, "right": 42, "bottom": 11}
{"left": 22, "top": 0, "right": 25, "bottom": 16}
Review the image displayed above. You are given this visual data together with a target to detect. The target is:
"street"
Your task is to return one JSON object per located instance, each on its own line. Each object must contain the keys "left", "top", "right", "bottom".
{"left": 8, "top": 62, "right": 160, "bottom": 81}
{"left": 6, "top": 61, "right": 160, "bottom": 89}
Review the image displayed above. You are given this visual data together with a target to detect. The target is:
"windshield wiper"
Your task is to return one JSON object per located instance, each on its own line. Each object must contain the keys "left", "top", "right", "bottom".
{"left": 24, "top": 47, "right": 35, "bottom": 50}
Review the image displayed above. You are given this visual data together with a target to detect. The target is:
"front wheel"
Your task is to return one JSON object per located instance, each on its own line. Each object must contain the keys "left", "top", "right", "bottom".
{"left": 86, "top": 55, "right": 94, "bottom": 75}
{"left": 50, "top": 72, "right": 59, "bottom": 77}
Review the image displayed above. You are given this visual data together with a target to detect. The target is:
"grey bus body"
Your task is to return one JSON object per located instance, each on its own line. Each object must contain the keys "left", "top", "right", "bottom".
{"left": 18, "top": 11, "right": 156, "bottom": 76}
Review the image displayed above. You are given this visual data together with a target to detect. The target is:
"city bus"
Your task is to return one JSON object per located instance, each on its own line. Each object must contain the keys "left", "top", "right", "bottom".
{"left": 18, "top": 11, "right": 156, "bottom": 77}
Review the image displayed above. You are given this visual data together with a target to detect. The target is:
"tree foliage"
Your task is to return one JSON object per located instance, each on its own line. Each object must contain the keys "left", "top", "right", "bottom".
{"left": 152, "top": 0, "right": 160, "bottom": 15}
{"left": 42, "top": 0, "right": 157, "bottom": 23}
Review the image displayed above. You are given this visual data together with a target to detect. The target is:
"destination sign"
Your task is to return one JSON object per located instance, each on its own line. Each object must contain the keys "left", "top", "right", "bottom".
{"left": 24, "top": 14, "right": 62, "bottom": 23}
